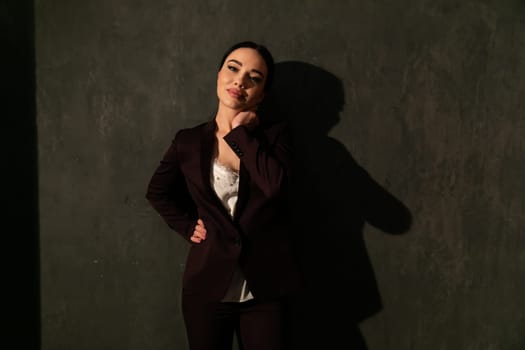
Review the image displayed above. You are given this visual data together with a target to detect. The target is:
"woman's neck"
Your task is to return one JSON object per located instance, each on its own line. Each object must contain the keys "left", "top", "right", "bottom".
{"left": 214, "top": 104, "right": 238, "bottom": 133}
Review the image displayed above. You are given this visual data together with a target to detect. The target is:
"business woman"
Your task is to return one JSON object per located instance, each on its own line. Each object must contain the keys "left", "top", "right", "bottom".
{"left": 146, "top": 41, "right": 301, "bottom": 350}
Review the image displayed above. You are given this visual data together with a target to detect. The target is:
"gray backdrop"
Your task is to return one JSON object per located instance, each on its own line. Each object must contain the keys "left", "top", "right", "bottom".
{"left": 36, "top": 0, "right": 525, "bottom": 349}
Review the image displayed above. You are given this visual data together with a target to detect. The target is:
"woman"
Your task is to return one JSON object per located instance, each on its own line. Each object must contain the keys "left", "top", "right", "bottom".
{"left": 146, "top": 41, "right": 301, "bottom": 350}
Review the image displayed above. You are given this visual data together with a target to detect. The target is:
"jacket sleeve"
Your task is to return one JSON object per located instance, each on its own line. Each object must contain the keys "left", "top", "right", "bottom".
{"left": 223, "top": 122, "right": 292, "bottom": 198}
{"left": 146, "top": 131, "right": 197, "bottom": 241}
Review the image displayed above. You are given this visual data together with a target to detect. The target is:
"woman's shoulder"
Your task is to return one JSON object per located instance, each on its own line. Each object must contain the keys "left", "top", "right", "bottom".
{"left": 258, "top": 119, "right": 291, "bottom": 142}
{"left": 174, "top": 119, "right": 214, "bottom": 140}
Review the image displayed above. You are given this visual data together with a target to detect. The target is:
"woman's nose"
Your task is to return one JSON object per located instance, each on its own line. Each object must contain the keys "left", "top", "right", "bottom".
{"left": 235, "top": 75, "right": 248, "bottom": 88}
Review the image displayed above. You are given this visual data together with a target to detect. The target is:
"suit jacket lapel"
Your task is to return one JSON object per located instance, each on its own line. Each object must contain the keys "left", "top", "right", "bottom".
{"left": 199, "top": 119, "right": 233, "bottom": 220}
{"left": 200, "top": 119, "right": 216, "bottom": 194}
{"left": 233, "top": 163, "right": 249, "bottom": 223}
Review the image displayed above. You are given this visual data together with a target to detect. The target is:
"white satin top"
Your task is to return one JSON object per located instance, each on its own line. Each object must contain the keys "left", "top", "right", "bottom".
{"left": 211, "top": 158, "right": 254, "bottom": 302}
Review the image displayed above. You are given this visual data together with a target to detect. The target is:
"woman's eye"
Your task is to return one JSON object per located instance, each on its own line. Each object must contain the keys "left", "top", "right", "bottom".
{"left": 227, "top": 65, "right": 238, "bottom": 72}
{"left": 250, "top": 76, "right": 262, "bottom": 83}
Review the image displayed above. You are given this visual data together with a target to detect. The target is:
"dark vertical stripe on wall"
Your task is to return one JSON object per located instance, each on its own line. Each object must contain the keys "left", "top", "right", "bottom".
{"left": 3, "top": 0, "right": 40, "bottom": 348}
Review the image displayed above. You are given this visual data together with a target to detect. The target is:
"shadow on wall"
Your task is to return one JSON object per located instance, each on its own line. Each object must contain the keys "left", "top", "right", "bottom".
{"left": 259, "top": 61, "right": 413, "bottom": 350}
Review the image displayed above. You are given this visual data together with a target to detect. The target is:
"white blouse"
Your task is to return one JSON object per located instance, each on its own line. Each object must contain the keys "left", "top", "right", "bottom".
{"left": 211, "top": 158, "right": 254, "bottom": 302}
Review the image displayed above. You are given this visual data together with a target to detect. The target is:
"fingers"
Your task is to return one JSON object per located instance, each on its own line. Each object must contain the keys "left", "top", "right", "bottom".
{"left": 232, "top": 110, "right": 259, "bottom": 130}
{"left": 244, "top": 110, "right": 258, "bottom": 119}
{"left": 190, "top": 219, "right": 207, "bottom": 243}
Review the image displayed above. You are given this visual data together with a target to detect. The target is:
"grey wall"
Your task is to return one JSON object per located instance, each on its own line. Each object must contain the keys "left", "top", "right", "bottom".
{"left": 37, "top": 0, "right": 525, "bottom": 349}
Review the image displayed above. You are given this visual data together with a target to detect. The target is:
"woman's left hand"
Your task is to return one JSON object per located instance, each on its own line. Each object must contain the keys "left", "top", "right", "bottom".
{"left": 232, "top": 110, "right": 259, "bottom": 130}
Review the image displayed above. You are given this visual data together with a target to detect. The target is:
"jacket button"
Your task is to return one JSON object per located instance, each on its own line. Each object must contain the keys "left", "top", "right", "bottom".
{"left": 233, "top": 238, "right": 242, "bottom": 246}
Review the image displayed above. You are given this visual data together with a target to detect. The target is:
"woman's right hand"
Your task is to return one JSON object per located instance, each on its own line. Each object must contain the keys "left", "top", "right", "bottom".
{"left": 190, "top": 219, "right": 207, "bottom": 243}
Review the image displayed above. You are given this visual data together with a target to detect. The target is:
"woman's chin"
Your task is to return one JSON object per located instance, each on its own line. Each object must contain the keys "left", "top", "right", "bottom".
{"left": 221, "top": 99, "right": 250, "bottom": 111}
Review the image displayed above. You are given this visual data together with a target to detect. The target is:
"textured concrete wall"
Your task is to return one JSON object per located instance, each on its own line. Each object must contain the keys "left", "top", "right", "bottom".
{"left": 36, "top": 0, "right": 525, "bottom": 349}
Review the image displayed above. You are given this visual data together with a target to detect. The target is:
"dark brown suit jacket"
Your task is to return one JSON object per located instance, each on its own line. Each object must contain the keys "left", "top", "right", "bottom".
{"left": 146, "top": 119, "right": 301, "bottom": 301}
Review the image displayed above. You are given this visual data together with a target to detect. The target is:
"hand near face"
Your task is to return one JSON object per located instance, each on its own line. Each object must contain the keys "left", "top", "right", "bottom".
{"left": 191, "top": 219, "right": 207, "bottom": 243}
{"left": 232, "top": 110, "right": 259, "bottom": 130}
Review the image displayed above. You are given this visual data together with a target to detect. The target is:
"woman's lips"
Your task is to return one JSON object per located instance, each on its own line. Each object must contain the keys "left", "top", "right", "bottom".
{"left": 227, "top": 88, "right": 245, "bottom": 100}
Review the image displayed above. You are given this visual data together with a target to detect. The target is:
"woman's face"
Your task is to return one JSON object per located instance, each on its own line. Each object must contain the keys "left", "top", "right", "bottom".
{"left": 217, "top": 47, "right": 268, "bottom": 111}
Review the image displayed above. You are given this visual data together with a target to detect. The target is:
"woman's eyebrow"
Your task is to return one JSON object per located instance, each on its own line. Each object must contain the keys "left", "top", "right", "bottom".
{"left": 227, "top": 59, "right": 265, "bottom": 77}
{"left": 227, "top": 59, "right": 242, "bottom": 66}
